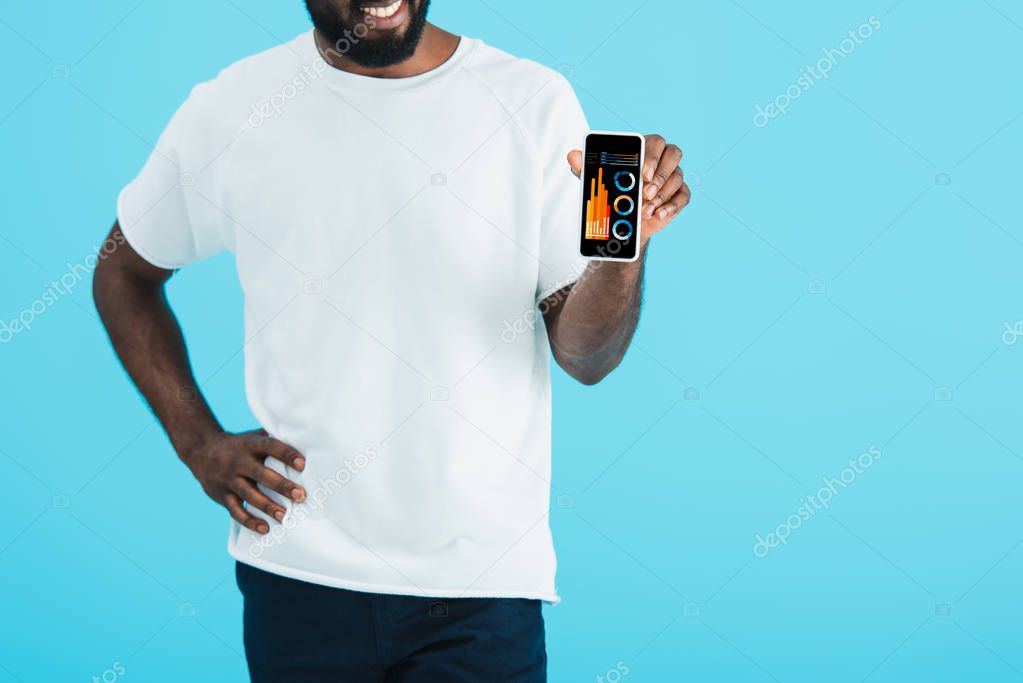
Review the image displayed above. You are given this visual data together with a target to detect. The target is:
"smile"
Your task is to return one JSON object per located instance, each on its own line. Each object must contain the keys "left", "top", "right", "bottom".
{"left": 361, "top": 0, "right": 403, "bottom": 19}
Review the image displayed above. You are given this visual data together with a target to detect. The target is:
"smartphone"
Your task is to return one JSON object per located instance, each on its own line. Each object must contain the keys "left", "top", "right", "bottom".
{"left": 578, "top": 131, "right": 645, "bottom": 262}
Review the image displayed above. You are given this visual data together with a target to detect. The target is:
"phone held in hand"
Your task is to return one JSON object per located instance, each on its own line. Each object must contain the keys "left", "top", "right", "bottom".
{"left": 578, "top": 131, "right": 645, "bottom": 262}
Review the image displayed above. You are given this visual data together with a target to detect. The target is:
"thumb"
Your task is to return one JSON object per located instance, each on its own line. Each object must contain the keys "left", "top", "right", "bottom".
{"left": 566, "top": 149, "right": 582, "bottom": 178}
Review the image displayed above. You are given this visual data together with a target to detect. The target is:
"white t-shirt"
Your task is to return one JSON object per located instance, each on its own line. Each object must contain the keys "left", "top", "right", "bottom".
{"left": 118, "top": 31, "right": 589, "bottom": 602}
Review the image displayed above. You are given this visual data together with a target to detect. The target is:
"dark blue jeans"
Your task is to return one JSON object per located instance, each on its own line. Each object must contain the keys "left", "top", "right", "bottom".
{"left": 236, "top": 562, "right": 547, "bottom": 682}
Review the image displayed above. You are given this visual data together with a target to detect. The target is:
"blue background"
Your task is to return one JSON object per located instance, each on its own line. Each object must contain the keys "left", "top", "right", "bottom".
{"left": 2, "top": 1, "right": 1022, "bottom": 681}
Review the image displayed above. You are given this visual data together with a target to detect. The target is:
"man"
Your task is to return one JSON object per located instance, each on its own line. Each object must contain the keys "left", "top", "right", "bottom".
{"left": 94, "top": 0, "right": 689, "bottom": 680}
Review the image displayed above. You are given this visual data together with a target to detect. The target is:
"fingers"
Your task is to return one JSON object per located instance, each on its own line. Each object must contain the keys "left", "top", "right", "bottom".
{"left": 225, "top": 492, "right": 269, "bottom": 535}
{"left": 251, "top": 433, "right": 306, "bottom": 472}
{"left": 654, "top": 183, "right": 691, "bottom": 221}
{"left": 234, "top": 479, "right": 287, "bottom": 523}
{"left": 567, "top": 149, "right": 583, "bottom": 178}
{"left": 642, "top": 134, "right": 666, "bottom": 186}
{"left": 645, "top": 142, "right": 683, "bottom": 202}
{"left": 646, "top": 168, "right": 685, "bottom": 217}
{"left": 250, "top": 462, "right": 306, "bottom": 503}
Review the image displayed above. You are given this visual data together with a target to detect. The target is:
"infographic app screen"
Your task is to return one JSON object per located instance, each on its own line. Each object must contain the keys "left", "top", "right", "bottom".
{"left": 580, "top": 133, "right": 643, "bottom": 260}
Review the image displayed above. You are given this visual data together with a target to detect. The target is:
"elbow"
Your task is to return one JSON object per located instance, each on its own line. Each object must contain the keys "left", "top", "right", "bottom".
{"left": 92, "top": 256, "right": 119, "bottom": 316}
{"left": 552, "top": 345, "right": 625, "bottom": 386}
{"left": 575, "top": 371, "right": 607, "bottom": 386}
{"left": 566, "top": 359, "right": 620, "bottom": 386}
{"left": 91, "top": 258, "right": 108, "bottom": 308}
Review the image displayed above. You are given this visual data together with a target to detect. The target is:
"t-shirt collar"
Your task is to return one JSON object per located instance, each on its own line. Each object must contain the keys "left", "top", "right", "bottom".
{"left": 305, "top": 30, "right": 476, "bottom": 93}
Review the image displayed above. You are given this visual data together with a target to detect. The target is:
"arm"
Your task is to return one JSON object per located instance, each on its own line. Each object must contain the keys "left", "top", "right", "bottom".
{"left": 93, "top": 222, "right": 306, "bottom": 534}
{"left": 544, "top": 135, "right": 689, "bottom": 385}
{"left": 541, "top": 247, "right": 646, "bottom": 386}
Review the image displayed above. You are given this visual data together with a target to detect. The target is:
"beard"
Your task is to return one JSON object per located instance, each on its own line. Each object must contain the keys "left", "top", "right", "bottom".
{"left": 305, "top": 0, "right": 432, "bottom": 68}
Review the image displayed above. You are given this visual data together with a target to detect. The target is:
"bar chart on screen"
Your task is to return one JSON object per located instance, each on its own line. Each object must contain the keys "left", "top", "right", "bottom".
{"left": 585, "top": 167, "right": 611, "bottom": 240}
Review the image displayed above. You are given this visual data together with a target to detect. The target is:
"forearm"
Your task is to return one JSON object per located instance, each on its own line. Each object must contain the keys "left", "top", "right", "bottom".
{"left": 94, "top": 249, "right": 221, "bottom": 458}
{"left": 546, "top": 241, "right": 648, "bottom": 384}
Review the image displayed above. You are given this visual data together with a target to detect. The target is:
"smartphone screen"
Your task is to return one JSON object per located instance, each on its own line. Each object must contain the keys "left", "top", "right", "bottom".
{"left": 579, "top": 132, "right": 644, "bottom": 261}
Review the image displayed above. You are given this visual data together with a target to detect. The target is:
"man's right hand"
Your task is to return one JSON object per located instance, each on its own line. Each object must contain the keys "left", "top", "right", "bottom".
{"left": 92, "top": 225, "right": 308, "bottom": 536}
{"left": 183, "top": 429, "right": 307, "bottom": 535}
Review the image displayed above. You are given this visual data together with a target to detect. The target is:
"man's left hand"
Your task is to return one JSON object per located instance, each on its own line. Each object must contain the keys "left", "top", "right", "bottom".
{"left": 567, "top": 133, "right": 690, "bottom": 241}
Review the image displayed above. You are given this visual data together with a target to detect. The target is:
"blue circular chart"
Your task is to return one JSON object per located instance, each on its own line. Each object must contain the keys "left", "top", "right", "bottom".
{"left": 614, "top": 171, "right": 636, "bottom": 192}
{"left": 612, "top": 219, "right": 633, "bottom": 240}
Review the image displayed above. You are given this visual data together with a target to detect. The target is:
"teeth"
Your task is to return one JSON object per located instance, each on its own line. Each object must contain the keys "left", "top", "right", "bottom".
{"left": 362, "top": 0, "right": 402, "bottom": 18}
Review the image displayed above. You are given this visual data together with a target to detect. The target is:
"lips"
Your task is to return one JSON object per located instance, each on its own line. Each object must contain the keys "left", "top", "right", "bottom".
{"left": 360, "top": 0, "right": 403, "bottom": 18}
{"left": 360, "top": 0, "right": 409, "bottom": 30}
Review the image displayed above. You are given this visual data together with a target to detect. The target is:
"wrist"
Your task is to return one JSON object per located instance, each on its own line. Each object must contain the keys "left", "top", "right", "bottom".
{"left": 173, "top": 422, "right": 226, "bottom": 466}
{"left": 599, "top": 238, "right": 648, "bottom": 276}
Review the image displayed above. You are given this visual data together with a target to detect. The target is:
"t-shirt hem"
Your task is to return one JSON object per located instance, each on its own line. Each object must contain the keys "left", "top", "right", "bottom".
{"left": 116, "top": 184, "right": 191, "bottom": 271}
{"left": 229, "top": 547, "right": 561, "bottom": 604}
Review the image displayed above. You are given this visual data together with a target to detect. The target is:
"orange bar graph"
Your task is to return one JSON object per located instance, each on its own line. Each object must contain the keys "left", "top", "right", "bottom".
{"left": 585, "top": 167, "right": 611, "bottom": 240}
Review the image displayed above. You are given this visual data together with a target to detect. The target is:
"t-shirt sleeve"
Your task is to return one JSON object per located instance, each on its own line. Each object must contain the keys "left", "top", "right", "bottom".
{"left": 117, "top": 82, "right": 234, "bottom": 270}
{"left": 534, "top": 75, "right": 591, "bottom": 303}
